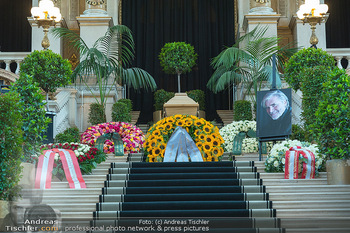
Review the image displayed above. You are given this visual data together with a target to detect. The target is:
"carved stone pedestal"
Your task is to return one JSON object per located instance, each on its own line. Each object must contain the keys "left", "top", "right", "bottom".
{"left": 163, "top": 93, "right": 199, "bottom": 117}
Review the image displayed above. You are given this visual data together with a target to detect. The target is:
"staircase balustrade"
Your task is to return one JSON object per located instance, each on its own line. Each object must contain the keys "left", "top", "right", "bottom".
{"left": 47, "top": 89, "right": 78, "bottom": 138}
{"left": 326, "top": 48, "right": 350, "bottom": 70}
{"left": 0, "top": 52, "right": 30, "bottom": 74}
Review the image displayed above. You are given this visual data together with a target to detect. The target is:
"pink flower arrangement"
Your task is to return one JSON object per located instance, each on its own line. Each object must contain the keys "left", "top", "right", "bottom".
{"left": 81, "top": 122, "right": 145, "bottom": 154}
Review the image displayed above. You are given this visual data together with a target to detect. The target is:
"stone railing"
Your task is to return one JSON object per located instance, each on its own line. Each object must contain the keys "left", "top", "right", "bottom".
{"left": 0, "top": 52, "right": 30, "bottom": 74}
{"left": 48, "top": 88, "right": 78, "bottom": 138}
{"left": 326, "top": 48, "right": 350, "bottom": 70}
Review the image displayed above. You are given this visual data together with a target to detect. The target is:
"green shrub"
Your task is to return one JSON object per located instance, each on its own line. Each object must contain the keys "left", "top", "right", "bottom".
{"left": 234, "top": 100, "right": 252, "bottom": 121}
{"left": 284, "top": 48, "right": 335, "bottom": 91}
{"left": 311, "top": 68, "right": 350, "bottom": 160}
{"left": 11, "top": 74, "right": 50, "bottom": 163}
{"left": 154, "top": 89, "right": 175, "bottom": 111}
{"left": 112, "top": 102, "right": 131, "bottom": 122}
{"left": 55, "top": 127, "right": 80, "bottom": 143}
{"left": 118, "top": 99, "right": 133, "bottom": 112}
{"left": 300, "top": 66, "right": 333, "bottom": 134}
{"left": 20, "top": 50, "right": 72, "bottom": 94}
{"left": 187, "top": 89, "right": 205, "bottom": 111}
{"left": 89, "top": 103, "right": 106, "bottom": 125}
{"left": 290, "top": 124, "right": 307, "bottom": 142}
{"left": 0, "top": 92, "right": 23, "bottom": 201}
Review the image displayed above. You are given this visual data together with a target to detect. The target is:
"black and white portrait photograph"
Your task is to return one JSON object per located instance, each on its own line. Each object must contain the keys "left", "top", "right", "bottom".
{"left": 257, "top": 89, "right": 292, "bottom": 138}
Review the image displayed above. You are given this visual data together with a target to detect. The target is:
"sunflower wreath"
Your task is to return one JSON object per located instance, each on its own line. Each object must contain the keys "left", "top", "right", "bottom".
{"left": 144, "top": 114, "right": 224, "bottom": 162}
{"left": 81, "top": 122, "right": 145, "bottom": 154}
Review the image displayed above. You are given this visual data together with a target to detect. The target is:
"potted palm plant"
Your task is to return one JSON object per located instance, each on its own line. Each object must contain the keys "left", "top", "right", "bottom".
{"left": 311, "top": 68, "right": 350, "bottom": 185}
{"left": 52, "top": 25, "right": 157, "bottom": 122}
{"left": 206, "top": 25, "right": 296, "bottom": 107}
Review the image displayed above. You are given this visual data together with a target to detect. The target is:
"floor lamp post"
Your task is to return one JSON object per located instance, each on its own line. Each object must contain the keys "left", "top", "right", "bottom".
{"left": 31, "top": 0, "right": 62, "bottom": 50}
{"left": 296, "top": 0, "right": 329, "bottom": 49}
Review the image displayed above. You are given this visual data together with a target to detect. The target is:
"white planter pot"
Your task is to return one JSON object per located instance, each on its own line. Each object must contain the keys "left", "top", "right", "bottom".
{"left": 19, "top": 162, "right": 36, "bottom": 188}
{"left": 326, "top": 159, "right": 350, "bottom": 185}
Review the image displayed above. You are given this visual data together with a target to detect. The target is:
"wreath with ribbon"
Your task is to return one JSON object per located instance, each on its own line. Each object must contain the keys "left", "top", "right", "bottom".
{"left": 144, "top": 115, "right": 224, "bottom": 162}
{"left": 219, "top": 120, "right": 267, "bottom": 153}
{"left": 81, "top": 122, "right": 145, "bottom": 154}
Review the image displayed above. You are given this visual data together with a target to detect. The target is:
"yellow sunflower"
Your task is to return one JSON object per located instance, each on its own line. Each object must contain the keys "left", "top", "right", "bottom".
{"left": 166, "top": 118, "right": 175, "bottom": 124}
{"left": 194, "top": 129, "right": 201, "bottom": 137}
{"left": 176, "top": 120, "right": 186, "bottom": 127}
{"left": 212, "top": 138, "right": 220, "bottom": 147}
{"left": 153, "top": 129, "right": 161, "bottom": 137}
{"left": 198, "top": 133, "right": 206, "bottom": 141}
{"left": 158, "top": 142, "right": 166, "bottom": 151}
{"left": 203, "top": 125, "right": 212, "bottom": 134}
{"left": 152, "top": 147, "right": 163, "bottom": 157}
{"left": 205, "top": 135, "right": 214, "bottom": 143}
{"left": 156, "top": 125, "right": 165, "bottom": 131}
{"left": 203, "top": 142, "right": 212, "bottom": 153}
{"left": 185, "top": 119, "right": 193, "bottom": 127}
{"left": 173, "top": 114, "right": 183, "bottom": 120}
{"left": 149, "top": 138, "right": 158, "bottom": 148}
{"left": 196, "top": 141, "right": 203, "bottom": 149}
{"left": 211, "top": 147, "right": 220, "bottom": 161}
{"left": 194, "top": 119, "right": 203, "bottom": 127}
{"left": 164, "top": 123, "right": 174, "bottom": 131}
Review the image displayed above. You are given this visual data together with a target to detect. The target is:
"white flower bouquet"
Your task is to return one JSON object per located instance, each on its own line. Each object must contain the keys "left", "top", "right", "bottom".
{"left": 265, "top": 139, "right": 326, "bottom": 175}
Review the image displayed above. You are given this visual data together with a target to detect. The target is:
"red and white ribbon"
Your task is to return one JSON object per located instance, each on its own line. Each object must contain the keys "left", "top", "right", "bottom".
{"left": 285, "top": 146, "right": 315, "bottom": 179}
{"left": 35, "top": 149, "right": 86, "bottom": 189}
{"left": 35, "top": 150, "right": 56, "bottom": 189}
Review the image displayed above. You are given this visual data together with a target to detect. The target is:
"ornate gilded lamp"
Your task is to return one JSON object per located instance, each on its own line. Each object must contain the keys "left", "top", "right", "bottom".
{"left": 31, "top": 0, "right": 62, "bottom": 50}
{"left": 296, "top": 0, "right": 329, "bottom": 48}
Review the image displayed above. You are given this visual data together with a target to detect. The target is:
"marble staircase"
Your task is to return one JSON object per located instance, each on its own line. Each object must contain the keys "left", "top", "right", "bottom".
{"left": 28, "top": 153, "right": 350, "bottom": 233}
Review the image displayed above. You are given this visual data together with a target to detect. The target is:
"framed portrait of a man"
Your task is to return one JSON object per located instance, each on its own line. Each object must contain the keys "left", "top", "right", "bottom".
{"left": 256, "top": 88, "right": 292, "bottom": 138}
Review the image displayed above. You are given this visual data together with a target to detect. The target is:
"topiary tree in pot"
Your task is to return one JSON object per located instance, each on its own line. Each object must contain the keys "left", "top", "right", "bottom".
{"left": 159, "top": 42, "right": 198, "bottom": 93}
{"left": 20, "top": 49, "right": 72, "bottom": 111}
{"left": 311, "top": 68, "right": 350, "bottom": 184}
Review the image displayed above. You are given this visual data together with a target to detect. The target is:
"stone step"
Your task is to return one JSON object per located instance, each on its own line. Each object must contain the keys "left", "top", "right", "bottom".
{"left": 48, "top": 203, "right": 96, "bottom": 212}
{"left": 273, "top": 200, "right": 350, "bottom": 209}
{"left": 40, "top": 188, "right": 102, "bottom": 196}
{"left": 82, "top": 175, "right": 108, "bottom": 181}
{"left": 266, "top": 185, "right": 350, "bottom": 193}
{"left": 259, "top": 172, "right": 328, "bottom": 179}
{"left": 262, "top": 178, "right": 327, "bottom": 186}
{"left": 50, "top": 181, "right": 105, "bottom": 189}
{"left": 286, "top": 228, "right": 350, "bottom": 233}
{"left": 269, "top": 192, "right": 350, "bottom": 201}
{"left": 61, "top": 212, "right": 93, "bottom": 220}
{"left": 42, "top": 195, "right": 99, "bottom": 203}
{"left": 277, "top": 208, "right": 350, "bottom": 217}
{"left": 282, "top": 217, "right": 350, "bottom": 228}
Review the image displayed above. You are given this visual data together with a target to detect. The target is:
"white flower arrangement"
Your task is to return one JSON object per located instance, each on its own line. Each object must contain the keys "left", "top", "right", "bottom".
{"left": 219, "top": 120, "right": 271, "bottom": 154}
{"left": 265, "top": 139, "right": 326, "bottom": 175}
{"left": 41, "top": 142, "right": 93, "bottom": 160}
